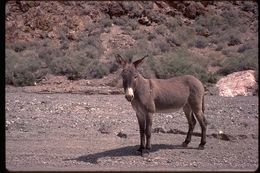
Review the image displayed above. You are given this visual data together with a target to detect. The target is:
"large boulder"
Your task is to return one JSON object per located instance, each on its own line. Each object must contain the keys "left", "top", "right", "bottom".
{"left": 216, "top": 70, "right": 257, "bottom": 97}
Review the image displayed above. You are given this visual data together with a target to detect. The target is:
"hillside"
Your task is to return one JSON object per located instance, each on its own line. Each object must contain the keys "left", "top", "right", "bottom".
{"left": 5, "top": 1, "right": 258, "bottom": 87}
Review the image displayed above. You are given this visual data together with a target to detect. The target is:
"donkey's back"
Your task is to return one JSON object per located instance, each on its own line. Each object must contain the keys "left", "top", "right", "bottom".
{"left": 150, "top": 75, "right": 204, "bottom": 113}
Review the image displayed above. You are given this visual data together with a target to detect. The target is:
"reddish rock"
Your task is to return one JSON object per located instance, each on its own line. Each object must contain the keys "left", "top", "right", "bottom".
{"left": 216, "top": 70, "right": 257, "bottom": 97}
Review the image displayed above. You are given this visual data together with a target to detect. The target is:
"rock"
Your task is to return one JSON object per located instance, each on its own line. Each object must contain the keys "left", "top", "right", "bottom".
{"left": 183, "top": 2, "right": 205, "bottom": 19}
{"left": 184, "top": 4, "right": 197, "bottom": 19}
{"left": 98, "top": 123, "right": 112, "bottom": 134}
{"left": 117, "top": 131, "right": 127, "bottom": 138}
{"left": 152, "top": 127, "right": 166, "bottom": 133}
{"left": 216, "top": 70, "right": 257, "bottom": 97}
{"left": 105, "top": 2, "right": 126, "bottom": 18}
{"left": 138, "top": 16, "right": 151, "bottom": 26}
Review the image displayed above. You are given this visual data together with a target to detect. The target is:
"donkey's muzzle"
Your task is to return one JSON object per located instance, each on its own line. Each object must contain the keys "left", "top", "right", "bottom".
{"left": 125, "top": 88, "right": 134, "bottom": 102}
{"left": 125, "top": 95, "right": 134, "bottom": 102}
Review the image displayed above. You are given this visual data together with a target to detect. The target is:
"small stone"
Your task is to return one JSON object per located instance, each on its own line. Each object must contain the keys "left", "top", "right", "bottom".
{"left": 117, "top": 131, "right": 127, "bottom": 138}
{"left": 152, "top": 127, "right": 166, "bottom": 133}
{"left": 218, "top": 130, "right": 223, "bottom": 134}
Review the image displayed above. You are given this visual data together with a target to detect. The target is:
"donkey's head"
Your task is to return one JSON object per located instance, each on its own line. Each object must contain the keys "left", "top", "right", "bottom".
{"left": 115, "top": 54, "right": 148, "bottom": 102}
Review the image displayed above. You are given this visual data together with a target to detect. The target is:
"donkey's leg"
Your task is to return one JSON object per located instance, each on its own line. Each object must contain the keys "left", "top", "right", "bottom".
{"left": 193, "top": 110, "right": 207, "bottom": 150}
{"left": 136, "top": 112, "right": 146, "bottom": 153}
{"left": 182, "top": 104, "right": 197, "bottom": 147}
{"left": 145, "top": 113, "right": 153, "bottom": 151}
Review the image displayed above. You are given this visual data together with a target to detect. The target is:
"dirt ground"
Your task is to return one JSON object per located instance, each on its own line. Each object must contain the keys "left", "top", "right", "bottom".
{"left": 5, "top": 86, "right": 258, "bottom": 171}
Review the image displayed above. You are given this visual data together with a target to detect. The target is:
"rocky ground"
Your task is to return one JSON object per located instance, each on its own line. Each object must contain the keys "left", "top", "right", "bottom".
{"left": 5, "top": 86, "right": 258, "bottom": 171}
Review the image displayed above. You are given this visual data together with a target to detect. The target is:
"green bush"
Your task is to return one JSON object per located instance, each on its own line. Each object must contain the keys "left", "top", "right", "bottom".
{"left": 221, "top": 10, "right": 241, "bottom": 27}
{"left": 153, "top": 39, "right": 171, "bottom": 53}
{"left": 5, "top": 49, "right": 46, "bottom": 86}
{"left": 122, "top": 2, "right": 143, "bottom": 18}
{"left": 149, "top": 49, "right": 214, "bottom": 83}
{"left": 112, "top": 16, "right": 128, "bottom": 26}
{"left": 174, "top": 27, "right": 196, "bottom": 46}
{"left": 196, "top": 14, "right": 223, "bottom": 35}
{"left": 166, "top": 34, "right": 181, "bottom": 47}
{"left": 99, "top": 17, "right": 112, "bottom": 28}
{"left": 227, "top": 35, "right": 242, "bottom": 46}
{"left": 194, "top": 36, "right": 208, "bottom": 49}
{"left": 145, "top": 10, "right": 166, "bottom": 24}
{"left": 147, "top": 32, "right": 157, "bottom": 41}
{"left": 217, "top": 48, "right": 258, "bottom": 75}
{"left": 49, "top": 50, "right": 109, "bottom": 80}
{"left": 165, "top": 17, "right": 181, "bottom": 32}
{"left": 237, "top": 44, "right": 252, "bottom": 53}
{"left": 215, "top": 43, "right": 225, "bottom": 51}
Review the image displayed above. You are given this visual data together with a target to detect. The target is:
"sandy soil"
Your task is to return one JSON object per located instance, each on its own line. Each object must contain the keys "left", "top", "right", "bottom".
{"left": 5, "top": 87, "right": 258, "bottom": 171}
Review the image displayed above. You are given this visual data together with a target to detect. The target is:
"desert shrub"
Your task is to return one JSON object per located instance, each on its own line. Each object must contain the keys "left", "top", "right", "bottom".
{"left": 49, "top": 50, "right": 109, "bottom": 80}
{"left": 38, "top": 47, "right": 65, "bottom": 65}
{"left": 99, "top": 17, "right": 112, "bottom": 28}
{"left": 194, "top": 36, "right": 208, "bottom": 48}
{"left": 195, "top": 25, "right": 209, "bottom": 37}
{"left": 174, "top": 26, "right": 196, "bottom": 46}
{"left": 227, "top": 35, "right": 242, "bottom": 46}
{"left": 218, "top": 48, "right": 258, "bottom": 75}
{"left": 139, "top": 1, "right": 153, "bottom": 10}
{"left": 215, "top": 43, "right": 225, "bottom": 51}
{"left": 153, "top": 39, "right": 171, "bottom": 53}
{"left": 9, "top": 42, "right": 27, "bottom": 52}
{"left": 149, "top": 49, "right": 212, "bottom": 83}
{"left": 165, "top": 17, "right": 181, "bottom": 32}
{"left": 207, "top": 72, "right": 218, "bottom": 84}
{"left": 136, "top": 39, "right": 151, "bottom": 54}
{"left": 76, "top": 34, "right": 104, "bottom": 59}
{"left": 155, "top": 25, "right": 169, "bottom": 36}
{"left": 79, "top": 35, "right": 103, "bottom": 50}
{"left": 221, "top": 48, "right": 233, "bottom": 57}
{"left": 5, "top": 49, "right": 46, "bottom": 86}
{"left": 166, "top": 34, "right": 181, "bottom": 47}
{"left": 132, "top": 31, "right": 145, "bottom": 40}
{"left": 114, "top": 47, "right": 149, "bottom": 64}
{"left": 145, "top": 10, "right": 166, "bottom": 24}
{"left": 196, "top": 14, "right": 223, "bottom": 35}
{"left": 221, "top": 10, "right": 241, "bottom": 27}
{"left": 122, "top": 1, "right": 143, "bottom": 18}
{"left": 89, "top": 61, "right": 110, "bottom": 79}
{"left": 241, "top": 1, "right": 257, "bottom": 13}
{"left": 147, "top": 32, "right": 157, "bottom": 41}
{"left": 187, "top": 35, "right": 208, "bottom": 49}
{"left": 120, "top": 18, "right": 139, "bottom": 31}
{"left": 85, "top": 22, "right": 97, "bottom": 33}
{"left": 8, "top": 41, "right": 41, "bottom": 52}
{"left": 239, "top": 25, "right": 248, "bottom": 33}
{"left": 237, "top": 44, "right": 252, "bottom": 53}
{"left": 112, "top": 15, "right": 128, "bottom": 26}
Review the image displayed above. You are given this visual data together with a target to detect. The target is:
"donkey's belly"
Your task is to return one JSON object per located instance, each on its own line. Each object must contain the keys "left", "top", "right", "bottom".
{"left": 156, "top": 107, "right": 181, "bottom": 113}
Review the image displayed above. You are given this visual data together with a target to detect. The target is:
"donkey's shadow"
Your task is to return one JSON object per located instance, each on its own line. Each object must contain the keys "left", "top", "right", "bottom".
{"left": 64, "top": 144, "right": 197, "bottom": 164}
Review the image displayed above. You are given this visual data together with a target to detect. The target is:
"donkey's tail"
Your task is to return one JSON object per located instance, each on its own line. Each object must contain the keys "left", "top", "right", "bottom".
{"left": 202, "top": 95, "right": 205, "bottom": 113}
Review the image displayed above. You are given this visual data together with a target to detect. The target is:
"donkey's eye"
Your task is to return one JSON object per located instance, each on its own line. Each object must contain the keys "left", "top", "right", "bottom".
{"left": 134, "top": 75, "right": 138, "bottom": 79}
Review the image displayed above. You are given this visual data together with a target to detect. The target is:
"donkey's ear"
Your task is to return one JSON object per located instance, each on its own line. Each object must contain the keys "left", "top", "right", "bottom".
{"left": 133, "top": 55, "right": 148, "bottom": 68}
{"left": 115, "top": 54, "right": 127, "bottom": 67}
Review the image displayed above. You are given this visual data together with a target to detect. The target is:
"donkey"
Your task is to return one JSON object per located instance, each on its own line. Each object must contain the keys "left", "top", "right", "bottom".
{"left": 115, "top": 54, "right": 207, "bottom": 157}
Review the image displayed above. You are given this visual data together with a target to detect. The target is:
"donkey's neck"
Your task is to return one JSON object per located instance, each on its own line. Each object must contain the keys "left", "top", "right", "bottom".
{"left": 135, "top": 74, "right": 150, "bottom": 94}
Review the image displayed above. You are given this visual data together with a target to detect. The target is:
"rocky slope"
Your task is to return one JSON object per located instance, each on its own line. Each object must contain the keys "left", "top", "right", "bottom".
{"left": 5, "top": 1, "right": 258, "bottom": 95}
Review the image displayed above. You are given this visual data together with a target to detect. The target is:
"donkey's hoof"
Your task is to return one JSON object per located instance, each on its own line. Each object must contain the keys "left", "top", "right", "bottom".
{"left": 182, "top": 142, "right": 188, "bottom": 147}
{"left": 146, "top": 146, "right": 152, "bottom": 151}
{"left": 198, "top": 144, "right": 205, "bottom": 150}
{"left": 137, "top": 147, "right": 143, "bottom": 153}
{"left": 141, "top": 149, "right": 150, "bottom": 157}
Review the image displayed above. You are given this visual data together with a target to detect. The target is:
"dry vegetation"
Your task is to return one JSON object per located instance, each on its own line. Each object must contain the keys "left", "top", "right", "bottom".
{"left": 5, "top": 1, "right": 258, "bottom": 86}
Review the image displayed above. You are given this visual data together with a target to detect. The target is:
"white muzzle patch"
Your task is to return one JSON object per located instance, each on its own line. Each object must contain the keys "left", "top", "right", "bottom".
{"left": 125, "top": 87, "right": 134, "bottom": 101}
